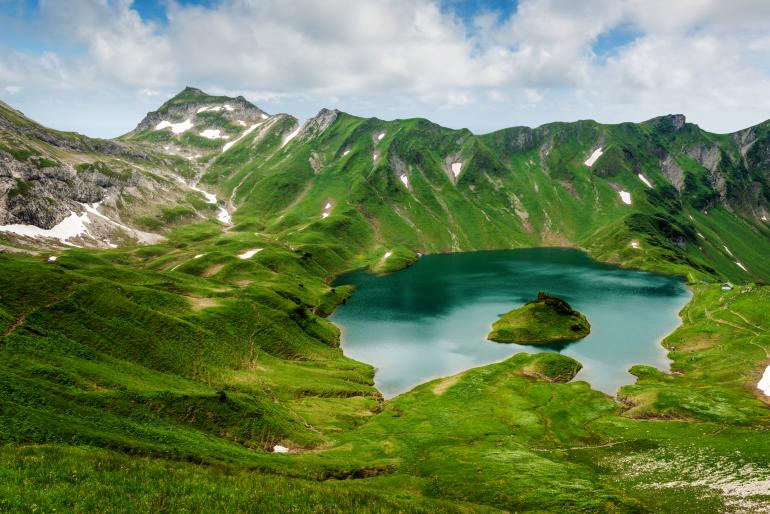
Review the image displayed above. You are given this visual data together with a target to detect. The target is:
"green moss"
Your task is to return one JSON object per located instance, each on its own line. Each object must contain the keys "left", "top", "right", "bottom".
{"left": 7, "top": 179, "right": 31, "bottom": 200}
{"left": 488, "top": 292, "right": 591, "bottom": 344}
{"left": 75, "top": 161, "right": 131, "bottom": 181}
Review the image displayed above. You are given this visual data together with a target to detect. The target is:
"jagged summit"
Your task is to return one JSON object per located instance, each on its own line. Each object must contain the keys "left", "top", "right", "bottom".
{"left": 124, "top": 87, "right": 272, "bottom": 153}
{"left": 130, "top": 87, "right": 268, "bottom": 133}
{"left": 154, "top": 86, "right": 261, "bottom": 116}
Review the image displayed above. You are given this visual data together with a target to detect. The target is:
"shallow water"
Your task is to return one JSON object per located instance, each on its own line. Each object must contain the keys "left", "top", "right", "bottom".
{"left": 331, "top": 248, "right": 691, "bottom": 398}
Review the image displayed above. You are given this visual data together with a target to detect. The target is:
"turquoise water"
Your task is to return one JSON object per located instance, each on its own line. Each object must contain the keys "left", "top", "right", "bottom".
{"left": 331, "top": 248, "right": 691, "bottom": 398}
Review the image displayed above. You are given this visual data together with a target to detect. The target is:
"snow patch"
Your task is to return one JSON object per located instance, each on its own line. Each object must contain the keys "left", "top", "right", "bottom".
{"left": 758, "top": 366, "right": 770, "bottom": 396}
{"left": 384, "top": 251, "right": 392, "bottom": 259}
{"left": 618, "top": 191, "right": 632, "bottom": 205}
{"left": 47, "top": 256, "right": 57, "bottom": 262}
{"left": 400, "top": 175, "right": 409, "bottom": 188}
{"left": 155, "top": 119, "right": 194, "bottom": 134}
{"left": 217, "top": 208, "right": 232, "bottom": 224}
{"left": 188, "top": 184, "right": 231, "bottom": 224}
{"left": 261, "top": 113, "right": 269, "bottom": 120}
{"left": 584, "top": 147, "right": 603, "bottom": 167}
{"left": 376, "top": 132, "right": 385, "bottom": 141}
{"left": 343, "top": 149, "right": 350, "bottom": 156}
{"left": 200, "top": 129, "right": 229, "bottom": 140}
{"left": 0, "top": 211, "right": 91, "bottom": 245}
{"left": 190, "top": 184, "right": 217, "bottom": 204}
{"left": 222, "top": 122, "right": 262, "bottom": 152}
{"left": 282, "top": 126, "right": 301, "bottom": 147}
{"left": 372, "top": 152, "right": 379, "bottom": 161}
{"left": 762, "top": 215, "right": 768, "bottom": 221}
{"left": 322, "top": 201, "right": 332, "bottom": 219}
{"left": 237, "top": 120, "right": 246, "bottom": 126}
{"left": 238, "top": 249, "right": 262, "bottom": 259}
{"left": 451, "top": 162, "right": 463, "bottom": 177}
{"left": 723, "top": 245, "right": 734, "bottom": 256}
{"left": 697, "top": 232, "right": 705, "bottom": 239}
{"left": 630, "top": 240, "right": 640, "bottom": 249}
{"left": 273, "top": 445, "right": 289, "bottom": 453}
{"left": 736, "top": 261, "right": 748, "bottom": 272}
{"left": 196, "top": 104, "right": 234, "bottom": 113}
{"left": 194, "top": 254, "right": 205, "bottom": 259}
{"left": 638, "top": 173, "right": 653, "bottom": 188}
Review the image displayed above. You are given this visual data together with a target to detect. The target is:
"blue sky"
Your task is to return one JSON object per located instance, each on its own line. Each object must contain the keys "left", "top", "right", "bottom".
{"left": 1, "top": 0, "right": 770, "bottom": 137}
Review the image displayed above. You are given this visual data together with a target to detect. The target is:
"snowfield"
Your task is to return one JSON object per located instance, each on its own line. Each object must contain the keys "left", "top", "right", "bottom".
{"left": 0, "top": 211, "right": 90, "bottom": 245}
{"left": 223, "top": 122, "right": 262, "bottom": 152}
{"left": 758, "top": 366, "right": 770, "bottom": 395}
{"left": 584, "top": 147, "right": 603, "bottom": 167}
{"left": 282, "top": 127, "right": 301, "bottom": 147}
{"left": 237, "top": 249, "right": 262, "bottom": 259}
{"left": 155, "top": 119, "right": 194, "bottom": 134}
{"left": 200, "top": 129, "right": 229, "bottom": 140}
{"left": 619, "top": 191, "right": 632, "bottom": 205}
{"left": 638, "top": 174, "right": 653, "bottom": 188}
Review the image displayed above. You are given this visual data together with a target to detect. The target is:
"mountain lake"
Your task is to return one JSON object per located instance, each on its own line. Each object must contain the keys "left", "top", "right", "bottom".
{"left": 331, "top": 248, "right": 691, "bottom": 398}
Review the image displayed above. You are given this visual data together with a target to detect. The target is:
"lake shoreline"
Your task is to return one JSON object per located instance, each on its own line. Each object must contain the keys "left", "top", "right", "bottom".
{"left": 331, "top": 247, "right": 692, "bottom": 400}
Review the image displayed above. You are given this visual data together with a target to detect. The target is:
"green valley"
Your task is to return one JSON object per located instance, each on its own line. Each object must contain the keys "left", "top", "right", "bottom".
{"left": 1, "top": 87, "right": 769, "bottom": 512}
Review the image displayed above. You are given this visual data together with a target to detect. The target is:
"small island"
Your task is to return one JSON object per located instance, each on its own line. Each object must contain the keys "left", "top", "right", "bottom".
{"left": 488, "top": 292, "right": 591, "bottom": 345}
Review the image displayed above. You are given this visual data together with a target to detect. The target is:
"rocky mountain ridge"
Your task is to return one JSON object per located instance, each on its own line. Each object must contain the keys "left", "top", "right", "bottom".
{"left": 1, "top": 88, "right": 769, "bottom": 284}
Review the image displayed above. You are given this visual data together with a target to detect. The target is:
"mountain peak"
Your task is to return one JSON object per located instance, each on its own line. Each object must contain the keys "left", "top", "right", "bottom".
{"left": 127, "top": 88, "right": 268, "bottom": 136}
{"left": 298, "top": 108, "right": 340, "bottom": 138}
{"left": 664, "top": 113, "right": 687, "bottom": 130}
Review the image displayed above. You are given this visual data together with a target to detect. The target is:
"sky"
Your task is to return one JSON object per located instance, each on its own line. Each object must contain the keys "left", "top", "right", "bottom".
{"left": 2, "top": 0, "right": 770, "bottom": 138}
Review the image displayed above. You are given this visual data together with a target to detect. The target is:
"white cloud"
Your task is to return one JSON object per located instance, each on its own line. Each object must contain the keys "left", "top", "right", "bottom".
{"left": 1, "top": 0, "right": 770, "bottom": 136}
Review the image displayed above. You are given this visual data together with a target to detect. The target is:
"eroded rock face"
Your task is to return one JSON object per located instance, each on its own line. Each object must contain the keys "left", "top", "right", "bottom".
{"left": 732, "top": 127, "right": 757, "bottom": 158}
{"left": 659, "top": 114, "right": 686, "bottom": 131}
{"left": 300, "top": 109, "right": 339, "bottom": 139}
{"left": 0, "top": 152, "right": 140, "bottom": 228}
{"left": 660, "top": 154, "right": 685, "bottom": 191}
{"left": 686, "top": 144, "right": 721, "bottom": 172}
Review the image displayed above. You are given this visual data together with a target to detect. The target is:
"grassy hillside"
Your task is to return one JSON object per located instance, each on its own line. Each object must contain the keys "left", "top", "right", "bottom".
{"left": 1, "top": 93, "right": 770, "bottom": 511}
{"left": 196, "top": 107, "right": 770, "bottom": 284}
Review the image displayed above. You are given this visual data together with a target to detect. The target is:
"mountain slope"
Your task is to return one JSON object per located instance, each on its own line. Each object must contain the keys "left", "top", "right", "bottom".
{"left": 2, "top": 89, "right": 770, "bottom": 512}
{"left": 195, "top": 105, "right": 770, "bottom": 283}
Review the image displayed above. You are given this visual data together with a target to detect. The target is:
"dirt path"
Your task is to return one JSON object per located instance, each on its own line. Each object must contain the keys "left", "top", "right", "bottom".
{"left": 2, "top": 312, "right": 26, "bottom": 337}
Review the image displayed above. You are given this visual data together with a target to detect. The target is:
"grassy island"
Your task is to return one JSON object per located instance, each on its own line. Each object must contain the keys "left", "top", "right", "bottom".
{"left": 488, "top": 292, "right": 591, "bottom": 344}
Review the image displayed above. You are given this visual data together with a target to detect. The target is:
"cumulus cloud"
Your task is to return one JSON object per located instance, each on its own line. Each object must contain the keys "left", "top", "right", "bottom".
{"left": 1, "top": 0, "right": 770, "bottom": 136}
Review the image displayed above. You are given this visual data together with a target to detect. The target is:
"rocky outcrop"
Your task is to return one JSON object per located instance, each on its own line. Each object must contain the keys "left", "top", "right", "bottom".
{"left": 0, "top": 152, "right": 140, "bottom": 228}
{"left": 660, "top": 154, "right": 685, "bottom": 191}
{"left": 300, "top": 109, "right": 339, "bottom": 139}
{"left": 658, "top": 114, "right": 687, "bottom": 131}
{"left": 731, "top": 127, "right": 757, "bottom": 158}
{"left": 686, "top": 144, "right": 721, "bottom": 172}
{"left": 0, "top": 112, "right": 148, "bottom": 161}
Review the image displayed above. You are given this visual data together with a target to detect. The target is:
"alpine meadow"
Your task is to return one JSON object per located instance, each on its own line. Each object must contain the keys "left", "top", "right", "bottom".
{"left": 2, "top": 1, "right": 770, "bottom": 513}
